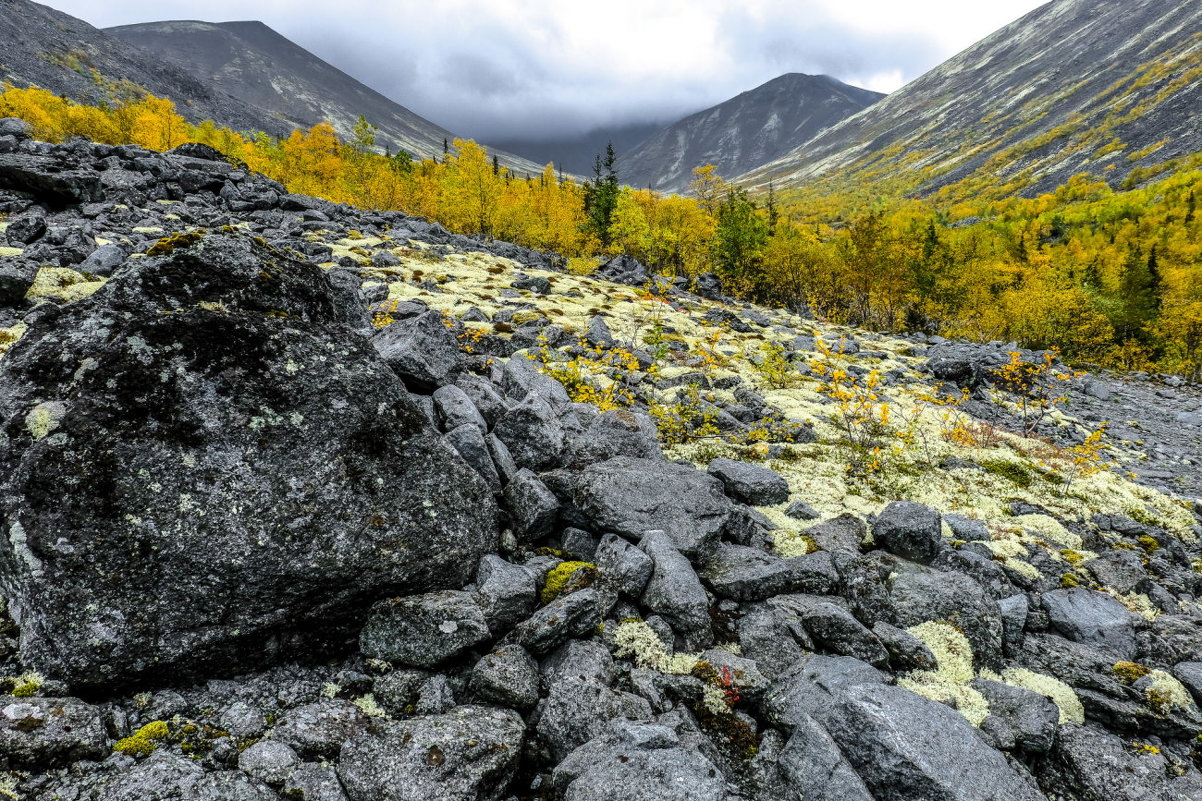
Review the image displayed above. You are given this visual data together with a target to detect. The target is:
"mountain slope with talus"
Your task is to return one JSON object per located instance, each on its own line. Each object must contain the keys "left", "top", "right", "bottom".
{"left": 737, "top": 0, "right": 1202, "bottom": 200}
{"left": 106, "top": 19, "right": 548, "bottom": 174}
{"left": 0, "top": 0, "right": 289, "bottom": 137}
{"left": 618, "top": 73, "right": 882, "bottom": 194}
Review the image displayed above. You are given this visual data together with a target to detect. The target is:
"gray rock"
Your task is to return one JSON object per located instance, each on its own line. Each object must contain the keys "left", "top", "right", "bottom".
{"left": 567, "top": 409, "right": 663, "bottom": 466}
{"left": 595, "top": 533, "right": 654, "bottom": 599}
{"left": 238, "top": 739, "right": 301, "bottom": 786}
{"left": 371, "top": 669, "right": 429, "bottom": 717}
{"left": 454, "top": 374, "right": 509, "bottom": 428}
{"left": 500, "top": 356, "right": 571, "bottom": 408}
{"left": 75, "top": 242, "right": 124, "bottom": 276}
{"left": 806, "top": 514, "right": 867, "bottom": 553}
{"left": 373, "top": 309, "right": 466, "bottom": 391}
{"left": 873, "top": 621, "right": 937, "bottom": 672}
{"left": 5, "top": 211, "right": 46, "bottom": 245}
{"left": 415, "top": 674, "right": 456, "bottom": 715}
{"left": 360, "top": 591, "right": 491, "bottom": 668}
{"left": 218, "top": 700, "right": 268, "bottom": 739}
{"left": 1084, "top": 549, "right": 1147, "bottom": 595}
{"left": 338, "top": 705, "right": 524, "bottom": 801}
{"left": 773, "top": 595, "right": 889, "bottom": 666}
{"left": 272, "top": 700, "right": 371, "bottom": 760}
{"left": 585, "top": 314, "right": 616, "bottom": 348}
{"left": 486, "top": 432, "right": 519, "bottom": 485}
{"left": 433, "top": 384, "right": 487, "bottom": 433}
{"left": 282, "top": 763, "right": 351, "bottom": 801}
{"left": 537, "top": 673, "right": 653, "bottom": 761}
{"left": 0, "top": 234, "right": 498, "bottom": 690}
{"left": 504, "top": 468, "right": 560, "bottom": 541}
{"left": 785, "top": 500, "right": 821, "bottom": 521}
{"left": 1044, "top": 723, "right": 1179, "bottom": 801}
{"left": 1174, "top": 661, "right": 1202, "bottom": 705}
{"left": 971, "top": 679, "right": 1058, "bottom": 754}
{"left": 640, "top": 531, "right": 713, "bottom": 650}
{"left": 0, "top": 118, "right": 33, "bottom": 139}
{"left": 707, "top": 457, "right": 790, "bottom": 505}
{"left": 700, "top": 543, "right": 838, "bottom": 601}
{"left": 873, "top": 501, "right": 944, "bottom": 564}
{"left": 737, "top": 603, "right": 808, "bottom": 678}
{"left": 552, "top": 721, "right": 725, "bottom": 801}
{"left": 469, "top": 645, "right": 540, "bottom": 710}
{"left": 890, "top": 570, "right": 1003, "bottom": 670}
{"left": 828, "top": 684, "right": 1045, "bottom": 801}
{"left": 943, "top": 514, "right": 990, "bottom": 541}
{"left": 445, "top": 423, "right": 502, "bottom": 493}
{"left": 998, "top": 594, "right": 1030, "bottom": 657}
{"left": 0, "top": 695, "right": 107, "bottom": 769}
{"left": 775, "top": 713, "right": 875, "bottom": 801}
{"left": 515, "top": 588, "right": 603, "bottom": 656}
{"left": 562, "top": 527, "right": 600, "bottom": 560}
{"left": 0, "top": 258, "right": 37, "bottom": 306}
{"left": 512, "top": 275, "right": 551, "bottom": 294}
{"left": 1042, "top": 588, "right": 1136, "bottom": 659}
{"left": 494, "top": 392, "right": 566, "bottom": 472}
{"left": 566, "top": 456, "right": 731, "bottom": 557}
{"left": 764, "top": 654, "right": 887, "bottom": 728}
{"left": 474, "top": 555, "right": 537, "bottom": 631}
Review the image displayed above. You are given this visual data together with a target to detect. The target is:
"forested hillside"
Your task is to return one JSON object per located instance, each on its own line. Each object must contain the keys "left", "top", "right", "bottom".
{"left": 2, "top": 84, "right": 1200, "bottom": 381}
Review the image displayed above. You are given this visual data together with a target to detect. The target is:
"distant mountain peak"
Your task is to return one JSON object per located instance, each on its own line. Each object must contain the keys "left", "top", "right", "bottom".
{"left": 618, "top": 73, "right": 883, "bottom": 194}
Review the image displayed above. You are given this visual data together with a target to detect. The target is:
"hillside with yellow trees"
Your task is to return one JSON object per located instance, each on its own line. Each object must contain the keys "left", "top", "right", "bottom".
{"left": 2, "top": 83, "right": 1200, "bottom": 381}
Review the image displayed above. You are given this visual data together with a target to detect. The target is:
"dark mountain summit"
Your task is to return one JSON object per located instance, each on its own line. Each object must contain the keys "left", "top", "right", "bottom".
{"left": 618, "top": 73, "right": 883, "bottom": 194}
{"left": 0, "top": 0, "right": 287, "bottom": 137}
{"left": 737, "top": 0, "right": 1202, "bottom": 197}
{"left": 106, "top": 19, "right": 546, "bottom": 173}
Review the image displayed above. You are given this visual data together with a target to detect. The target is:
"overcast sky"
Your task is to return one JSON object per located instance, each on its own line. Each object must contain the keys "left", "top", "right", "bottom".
{"left": 41, "top": 0, "right": 1049, "bottom": 141}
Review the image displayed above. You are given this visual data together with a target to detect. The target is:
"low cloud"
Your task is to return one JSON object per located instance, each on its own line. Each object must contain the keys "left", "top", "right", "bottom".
{"left": 41, "top": 0, "right": 1046, "bottom": 142}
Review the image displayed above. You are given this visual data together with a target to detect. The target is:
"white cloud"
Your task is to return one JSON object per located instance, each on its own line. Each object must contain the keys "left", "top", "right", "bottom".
{"left": 39, "top": 0, "right": 1049, "bottom": 140}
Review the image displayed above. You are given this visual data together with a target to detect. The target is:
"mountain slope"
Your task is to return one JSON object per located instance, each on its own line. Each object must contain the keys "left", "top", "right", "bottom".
{"left": 0, "top": 0, "right": 288, "bottom": 137}
{"left": 618, "top": 74, "right": 882, "bottom": 194}
{"left": 738, "top": 0, "right": 1202, "bottom": 199}
{"left": 106, "top": 19, "right": 546, "bottom": 173}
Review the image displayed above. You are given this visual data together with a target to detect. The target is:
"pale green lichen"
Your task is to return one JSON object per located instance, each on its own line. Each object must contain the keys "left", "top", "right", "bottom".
{"left": 352, "top": 694, "right": 386, "bottom": 718}
{"left": 897, "top": 622, "right": 990, "bottom": 726}
{"left": 611, "top": 621, "right": 700, "bottom": 674}
{"left": 1142, "top": 670, "right": 1194, "bottom": 714}
{"left": 981, "top": 666, "right": 1085, "bottom": 724}
{"left": 25, "top": 267, "right": 105, "bottom": 304}
{"left": 26, "top": 401, "right": 67, "bottom": 441}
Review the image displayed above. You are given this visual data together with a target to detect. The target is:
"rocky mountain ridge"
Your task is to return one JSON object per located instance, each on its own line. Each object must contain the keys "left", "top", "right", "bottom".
{"left": 619, "top": 73, "right": 882, "bottom": 195}
{"left": 1, "top": 119, "right": 1202, "bottom": 800}
{"left": 737, "top": 0, "right": 1202, "bottom": 199}
{"left": 106, "top": 19, "right": 544, "bottom": 173}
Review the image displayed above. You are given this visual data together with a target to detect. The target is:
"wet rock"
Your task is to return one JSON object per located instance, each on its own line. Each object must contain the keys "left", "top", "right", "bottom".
{"left": 564, "top": 457, "right": 731, "bottom": 557}
{"left": 706, "top": 457, "right": 790, "bottom": 505}
{"left": 873, "top": 501, "right": 944, "bottom": 564}
{"left": 1042, "top": 588, "right": 1137, "bottom": 659}
{"left": 338, "top": 705, "right": 524, "bottom": 801}
{"left": 0, "top": 234, "right": 498, "bottom": 690}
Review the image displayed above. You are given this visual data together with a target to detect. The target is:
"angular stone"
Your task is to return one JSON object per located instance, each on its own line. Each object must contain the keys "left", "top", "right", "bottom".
{"left": 504, "top": 468, "right": 560, "bottom": 541}
{"left": 445, "top": 423, "right": 501, "bottom": 493}
{"left": 433, "top": 384, "right": 487, "bottom": 433}
{"left": 360, "top": 591, "right": 491, "bottom": 668}
{"left": 469, "top": 645, "right": 540, "bottom": 710}
{"left": 700, "top": 544, "right": 838, "bottom": 601}
{"left": 594, "top": 533, "right": 654, "bottom": 599}
{"left": 873, "top": 501, "right": 944, "bottom": 564}
{"left": 272, "top": 700, "right": 371, "bottom": 760}
{"left": 338, "top": 706, "right": 524, "bottom": 801}
{"left": 0, "top": 234, "right": 498, "bottom": 690}
{"left": 566, "top": 457, "right": 731, "bottom": 557}
{"left": 890, "top": 570, "right": 1003, "bottom": 670}
{"left": 640, "top": 531, "right": 712, "bottom": 650}
{"left": 0, "top": 695, "right": 106, "bottom": 770}
{"left": 238, "top": 740, "right": 301, "bottom": 786}
{"left": 494, "top": 393, "right": 566, "bottom": 472}
{"left": 1042, "top": 588, "right": 1136, "bottom": 659}
{"left": 567, "top": 409, "right": 663, "bottom": 467}
{"left": 474, "top": 555, "right": 537, "bottom": 631}
{"left": 707, "top": 457, "right": 790, "bottom": 505}
{"left": 373, "top": 309, "right": 466, "bottom": 392}
{"left": 515, "top": 588, "right": 603, "bottom": 656}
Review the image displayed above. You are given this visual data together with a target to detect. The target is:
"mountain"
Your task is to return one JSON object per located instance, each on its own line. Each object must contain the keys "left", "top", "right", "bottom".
{"left": 617, "top": 73, "right": 883, "bottom": 194}
{"left": 0, "top": 0, "right": 288, "bottom": 137}
{"left": 491, "top": 119, "right": 670, "bottom": 178}
{"left": 737, "top": 0, "right": 1202, "bottom": 199}
{"left": 106, "top": 19, "right": 546, "bottom": 173}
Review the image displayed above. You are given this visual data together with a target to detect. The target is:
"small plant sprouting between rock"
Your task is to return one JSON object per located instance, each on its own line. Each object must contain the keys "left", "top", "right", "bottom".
{"left": 989, "top": 349, "right": 1081, "bottom": 436}
{"left": 535, "top": 336, "right": 641, "bottom": 412}
{"left": 649, "top": 385, "right": 720, "bottom": 446}
{"left": 811, "top": 336, "right": 893, "bottom": 477}
{"left": 751, "top": 341, "right": 801, "bottom": 389}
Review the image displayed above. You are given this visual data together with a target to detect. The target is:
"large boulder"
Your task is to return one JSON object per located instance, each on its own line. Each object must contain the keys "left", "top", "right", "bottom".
{"left": 1041, "top": 588, "right": 1137, "bottom": 659}
{"left": 0, "top": 234, "right": 498, "bottom": 690}
{"left": 706, "top": 458, "right": 790, "bottom": 505}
